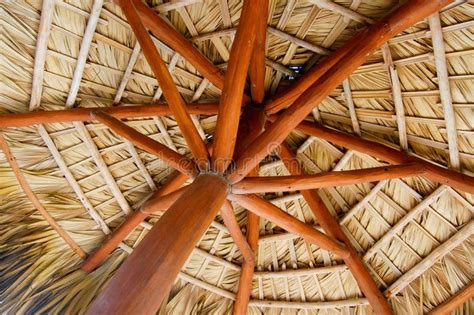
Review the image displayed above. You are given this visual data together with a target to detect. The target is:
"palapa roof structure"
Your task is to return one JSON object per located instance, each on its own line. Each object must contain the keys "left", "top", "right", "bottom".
{"left": 1, "top": 0, "right": 473, "bottom": 314}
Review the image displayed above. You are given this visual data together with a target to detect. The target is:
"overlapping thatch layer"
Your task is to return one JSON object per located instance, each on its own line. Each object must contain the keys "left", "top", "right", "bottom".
{"left": 0, "top": 0, "right": 472, "bottom": 313}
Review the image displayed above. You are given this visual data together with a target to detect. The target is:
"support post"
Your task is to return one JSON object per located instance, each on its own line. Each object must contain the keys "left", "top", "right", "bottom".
{"left": 86, "top": 174, "right": 229, "bottom": 314}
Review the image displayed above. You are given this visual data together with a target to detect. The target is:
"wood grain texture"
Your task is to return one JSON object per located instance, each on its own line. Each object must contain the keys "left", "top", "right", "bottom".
{"left": 0, "top": 103, "right": 219, "bottom": 128}
{"left": 233, "top": 164, "right": 424, "bottom": 194}
{"left": 228, "top": 0, "right": 453, "bottom": 183}
{"left": 119, "top": 0, "right": 210, "bottom": 170}
{"left": 86, "top": 174, "right": 229, "bottom": 314}
{"left": 232, "top": 107, "right": 265, "bottom": 314}
{"left": 81, "top": 172, "right": 189, "bottom": 272}
{"left": 212, "top": 0, "right": 264, "bottom": 173}
{"left": 249, "top": 0, "right": 269, "bottom": 104}
{"left": 229, "top": 194, "right": 350, "bottom": 259}
{"left": 124, "top": 0, "right": 225, "bottom": 90}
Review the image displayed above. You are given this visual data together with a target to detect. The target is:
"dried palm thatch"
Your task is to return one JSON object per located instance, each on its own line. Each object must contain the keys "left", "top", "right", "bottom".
{"left": 0, "top": 0, "right": 473, "bottom": 314}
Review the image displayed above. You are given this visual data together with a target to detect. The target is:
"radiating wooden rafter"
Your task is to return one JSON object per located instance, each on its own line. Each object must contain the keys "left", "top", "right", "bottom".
{"left": 5, "top": 0, "right": 473, "bottom": 314}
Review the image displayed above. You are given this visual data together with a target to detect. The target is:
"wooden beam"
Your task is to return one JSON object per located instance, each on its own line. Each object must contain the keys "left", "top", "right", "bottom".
{"left": 232, "top": 107, "right": 265, "bottom": 315}
{"left": 119, "top": 0, "right": 209, "bottom": 170}
{"left": 212, "top": 0, "right": 263, "bottom": 172}
{"left": 66, "top": 0, "right": 103, "bottom": 107}
{"left": 233, "top": 198, "right": 259, "bottom": 315}
{"left": 381, "top": 43, "right": 408, "bottom": 151}
{"left": 86, "top": 174, "right": 229, "bottom": 314}
{"left": 0, "top": 133, "right": 86, "bottom": 259}
{"left": 428, "top": 281, "right": 474, "bottom": 315}
{"left": 141, "top": 187, "right": 189, "bottom": 214}
{"left": 233, "top": 164, "right": 425, "bottom": 194}
{"left": 428, "top": 13, "right": 460, "bottom": 170}
{"left": 263, "top": 0, "right": 452, "bottom": 114}
{"left": 81, "top": 172, "right": 188, "bottom": 272}
{"left": 127, "top": 0, "right": 225, "bottom": 90}
{"left": 342, "top": 79, "right": 361, "bottom": 135}
{"left": 228, "top": 0, "right": 452, "bottom": 183}
{"left": 114, "top": 42, "right": 141, "bottom": 104}
{"left": 309, "top": 0, "right": 374, "bottom": 24}
{"left": 278, "top": 143, "right": 392, "bottom": 315}
{"left": 29, "top": 0, "right": 54, "bottom": 111}
{"left": 91, "top": 111, "right": 197, "bottom": 178}
{"left": 291, "top": 121, "right": 474, "bottom": 194}
{"left": 220, "top": 201, "right": 254, "bottom": 264}
{"left": 0, "top": 103, "right": 219, "bottom": 128}
{"left": 228, "top": 194, "right": 350, "bottom": 259}
{"left": 249, "top": 1, "right": 269, "bottom": 104}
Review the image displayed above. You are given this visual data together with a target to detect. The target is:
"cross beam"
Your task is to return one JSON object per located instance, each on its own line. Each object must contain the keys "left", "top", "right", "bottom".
{"left": 0, "top": 103, "right": 219, "bottom": 128}
{"left": 292, "top": 121, "right": 474, "bottom": 194}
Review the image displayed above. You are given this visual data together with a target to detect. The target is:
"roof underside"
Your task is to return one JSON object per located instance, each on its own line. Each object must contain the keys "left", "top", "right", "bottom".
{"left": 0, "top": 0, "right": 473, "bottom": 314}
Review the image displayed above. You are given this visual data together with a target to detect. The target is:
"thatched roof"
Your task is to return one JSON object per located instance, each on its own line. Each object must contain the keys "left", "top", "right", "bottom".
{"left": 0, "top": 0, "right": 473, "bottom": 313}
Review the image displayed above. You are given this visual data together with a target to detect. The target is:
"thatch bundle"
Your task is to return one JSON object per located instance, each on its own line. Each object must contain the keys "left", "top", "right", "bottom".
{"left": 0, "top": 0, "right": 473, "bottom": 313}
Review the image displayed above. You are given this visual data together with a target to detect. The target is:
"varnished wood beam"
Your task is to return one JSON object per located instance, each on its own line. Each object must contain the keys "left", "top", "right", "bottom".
{"left": 292, "top": 121, "right": 474, "bottom": 194}
{"left": 228, "top": 0, "right": 453, "bottom": 183}
{"left": 81, "top": 172, "right": 188, "bottom": 272}
{"left": 228, "top": 194, "right": 350, "bottom": 259}
{"left": 127, "top": 0, "right": 225, "bottom": 90}
{"left": 233, "top": 164, "right": 424, "bottom": 194}
{"left": 0, "top": 103, "right": 219, "bottom": 128}
{"left": 232, "top": 107, "right": 265, "bottom": 315}
{"left": 86, "top": 174, "right": 229, "bottom": 314}
{"left": 427, "top": 280, "right": 474, "bottom": 315}
{"left": 92, "top": 111, "right": 197, "bottom": 178}
{"left": 119, "top": 0, "right": 209, "bottom": 170}
{"left": 249, "top": 1, "right": 269, "bottom": 104}
{"left": 212, "top": 0, "right": 263, "bottom": 172}
{"left": 220, "top": 201, "right": 254, "bottom": 265}
{"left": 279, "top": 143, "right": 392, "bottom": 315}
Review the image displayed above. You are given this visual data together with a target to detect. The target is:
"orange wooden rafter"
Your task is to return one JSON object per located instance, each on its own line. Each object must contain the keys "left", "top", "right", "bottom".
{"left": 228, "top": 194, "right": 350, "bottom": 259}
{"left": 212, "top": 0, "right": 264, "bottom": 173}
{"left": 279, "top": 143, "right": 393, "bottom": 315}
{"left": 428, "top": 281, "right": 474, "bottom": 315}
{"left": 232, "top": 106, "right": 266, "bottom": 315}
{"left": 127, "top": 0, "right": 225, "bottom": 90}
{"left": 220, "top": 200, "right": 254, "bottom": 265}
{"left": 118, "top": 0, "right": 209, "bottom": 170}
{"left": 232, "top": 163, "right": 425, "bottom": 194}
{"left": 249, "top": 0, "right": 269, "bottom": 104}
{"left": 227, "top": 0, "right": 454, "bottom": 183}
{"left": 92, "top": 111, "right": 197, "bottom": 178}
{"left": 292, "top": 120, "right": 474, "bottom": 195}
{"left": 0, "top": 103, "right": 219, "bottom": 128}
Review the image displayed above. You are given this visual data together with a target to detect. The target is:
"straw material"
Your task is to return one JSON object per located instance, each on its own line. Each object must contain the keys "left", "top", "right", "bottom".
{"left": 0, "top": 0, "right": 473, "bottom": 313}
